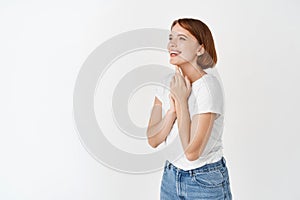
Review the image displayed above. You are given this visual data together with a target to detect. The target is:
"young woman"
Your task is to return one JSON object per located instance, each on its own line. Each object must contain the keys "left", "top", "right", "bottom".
{"left": 147, "top": 18, "right": 232, "bottom": 199}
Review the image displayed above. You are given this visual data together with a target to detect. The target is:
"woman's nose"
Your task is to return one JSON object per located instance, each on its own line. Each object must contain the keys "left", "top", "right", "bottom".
{"left": 169, "top": 40, "right": 177, "bottom": 48}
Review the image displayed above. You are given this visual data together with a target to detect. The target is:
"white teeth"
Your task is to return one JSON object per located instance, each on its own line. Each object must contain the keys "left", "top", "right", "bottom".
{"left": 170, "top": 50, "right": 181, "bottom": 55}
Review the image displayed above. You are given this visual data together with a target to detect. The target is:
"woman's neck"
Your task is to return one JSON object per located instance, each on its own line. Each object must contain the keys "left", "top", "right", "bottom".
{"left": 177, "top": 63, "right": 207, "bottom": 84}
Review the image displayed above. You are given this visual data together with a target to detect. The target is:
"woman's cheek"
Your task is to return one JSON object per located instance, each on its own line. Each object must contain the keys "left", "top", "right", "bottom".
{"left": 179, "top": 53, "right": 191, "bottom": 63}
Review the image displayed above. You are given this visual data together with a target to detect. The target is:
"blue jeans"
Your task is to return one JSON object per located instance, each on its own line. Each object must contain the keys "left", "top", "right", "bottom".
{"left": 160, "top": 157, "right": 232, "bottom": 200}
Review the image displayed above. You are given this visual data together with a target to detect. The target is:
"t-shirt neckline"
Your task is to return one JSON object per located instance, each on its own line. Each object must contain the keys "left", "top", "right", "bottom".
{"left": 191, "top": 73, "right": 209, "bottom": 86}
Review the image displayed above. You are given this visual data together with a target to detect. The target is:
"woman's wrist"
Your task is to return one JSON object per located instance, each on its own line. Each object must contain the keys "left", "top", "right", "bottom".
{"left": 167, "top": 108, "right": 176, "bottom": 115}
{"left": 175, "top": 98, "right": 187, "bottom": 108}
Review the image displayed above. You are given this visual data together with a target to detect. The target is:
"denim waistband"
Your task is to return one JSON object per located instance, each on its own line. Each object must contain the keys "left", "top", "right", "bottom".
{"left": 164, "top": 157, "right": 227, "bottom": 177}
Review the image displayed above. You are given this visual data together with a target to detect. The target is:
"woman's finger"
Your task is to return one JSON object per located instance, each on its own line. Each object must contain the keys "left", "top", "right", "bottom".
{"left": 175, "top": 66, "right": 180, "bottom": 74}
{"left": 171, "top": 74, "right": 175, "bottom": 83}
{"left": 178, "top": 67, "right": 183, "bottom": 76}
{"left": 174, "top": 73, "right": 179, "bottom": 85}
{"left": 185, "top": 75, "right": 191, "bottom": 90}
{"left": 176, "top": 72, "right": 185, "bottom": 87}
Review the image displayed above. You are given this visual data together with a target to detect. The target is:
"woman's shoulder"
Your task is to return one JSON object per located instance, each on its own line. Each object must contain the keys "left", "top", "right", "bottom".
{"left": 194, "top": 73, "right": 221, "bottom": 88}
{"left": 195, "top": 73, "right": 224, "bottom": 97}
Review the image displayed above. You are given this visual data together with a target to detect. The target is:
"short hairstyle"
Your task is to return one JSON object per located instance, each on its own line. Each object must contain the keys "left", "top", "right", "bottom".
{"left": 171, "top": 18, "right": 217, "bottom": 69}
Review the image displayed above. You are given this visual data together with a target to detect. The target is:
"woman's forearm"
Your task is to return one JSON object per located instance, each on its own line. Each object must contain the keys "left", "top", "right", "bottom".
{"left": 176, "top": 100, "right": 191, "bottom": 153}
{"left": 147, "top": 106, "right": 177, "bottom": 148}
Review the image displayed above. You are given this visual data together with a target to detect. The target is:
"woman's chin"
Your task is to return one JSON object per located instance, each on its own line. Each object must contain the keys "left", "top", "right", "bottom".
{"left": 169, "top": 59, "right": 182, "bottom": 66}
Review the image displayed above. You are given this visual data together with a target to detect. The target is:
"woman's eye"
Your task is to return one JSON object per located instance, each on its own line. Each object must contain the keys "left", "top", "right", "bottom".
{"left": 179, "top": 37, "right": 186, "bottom": 40}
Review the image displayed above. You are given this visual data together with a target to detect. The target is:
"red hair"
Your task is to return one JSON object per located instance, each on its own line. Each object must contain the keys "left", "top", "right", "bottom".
{"left": 171, "top": 18, "right": 217, "bottom": 69}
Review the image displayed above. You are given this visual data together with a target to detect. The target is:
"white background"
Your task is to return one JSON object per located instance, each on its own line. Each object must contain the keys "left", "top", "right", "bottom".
{"left": 1, "top": 0, "right": 300, "bottom": 199}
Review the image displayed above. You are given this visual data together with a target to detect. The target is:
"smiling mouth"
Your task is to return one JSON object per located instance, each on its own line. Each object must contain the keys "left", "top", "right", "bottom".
{"left": 169, "top": 50, "right": 181, "bottom": 57}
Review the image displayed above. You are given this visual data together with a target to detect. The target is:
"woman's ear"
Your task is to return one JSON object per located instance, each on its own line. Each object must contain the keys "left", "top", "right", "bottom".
{"left": 197, "top": 44, "right": 205, "bottom": 56}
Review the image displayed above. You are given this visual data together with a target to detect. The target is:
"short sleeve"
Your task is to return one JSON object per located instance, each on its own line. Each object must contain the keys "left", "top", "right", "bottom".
{"left": 193, "top": 79, "right": 224, "bottom": 119}
{"left": 154, "top": 84, "right": 164, "bottom": 102}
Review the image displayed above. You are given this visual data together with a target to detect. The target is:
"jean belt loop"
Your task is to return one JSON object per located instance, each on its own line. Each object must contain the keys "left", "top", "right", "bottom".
{"left": 222, "top": 157, "right": 226, "bottom": 166}
{"left": 165, "top": 160, "right": 168, "bottom": 168}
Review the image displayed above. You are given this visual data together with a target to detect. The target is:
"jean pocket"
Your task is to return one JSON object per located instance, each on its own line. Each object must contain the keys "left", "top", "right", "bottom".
{"left": 192, "top": 169, "right": 224, "bottom": 188}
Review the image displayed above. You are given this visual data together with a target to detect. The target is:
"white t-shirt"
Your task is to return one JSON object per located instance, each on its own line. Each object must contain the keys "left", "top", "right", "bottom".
{"left": 155, "top": 72, "right": 225, "bottom": 170}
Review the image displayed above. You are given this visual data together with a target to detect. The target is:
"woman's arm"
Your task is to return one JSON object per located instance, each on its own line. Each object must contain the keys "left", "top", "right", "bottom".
{"left": 170, "top": 68, "right": 216, "bottom": 161}
{"left": 146, "top": 96, "right": 177, "bottom": 148}
{"left": 176, "top": 99, "right": 216, "bottom": 161}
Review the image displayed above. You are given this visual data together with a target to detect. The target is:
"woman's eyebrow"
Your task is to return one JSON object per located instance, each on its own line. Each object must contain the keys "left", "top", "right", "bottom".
{"left": 169, "top": 33, "right": 188, "bottom": 38}
{"left": 177, "top": 34, "right": 188, "bottom": 38}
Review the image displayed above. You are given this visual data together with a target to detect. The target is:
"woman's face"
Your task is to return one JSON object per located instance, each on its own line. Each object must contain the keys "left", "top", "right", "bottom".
{"left": 167, "top": 23, "right": 202, "bottom": 67}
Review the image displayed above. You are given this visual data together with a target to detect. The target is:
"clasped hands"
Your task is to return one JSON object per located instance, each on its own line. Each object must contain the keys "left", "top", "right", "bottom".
{"left": 169, "top": 66, "right": 192, "bottom": 113}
